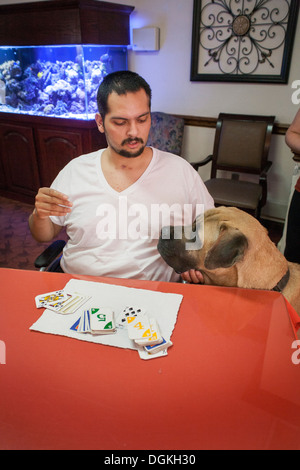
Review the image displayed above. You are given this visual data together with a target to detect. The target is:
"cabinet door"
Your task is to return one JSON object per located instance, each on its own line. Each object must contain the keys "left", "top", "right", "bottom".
{"left": 36, "top": 128, "right": 84, "bottom": 187}
{"left": 0, "top": 123, "right": 40, "bottom": 196}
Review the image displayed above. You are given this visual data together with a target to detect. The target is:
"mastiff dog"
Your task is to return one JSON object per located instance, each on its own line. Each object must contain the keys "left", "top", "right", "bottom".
{"left": 157, "top": 206, "right": 300, "bottom": 317}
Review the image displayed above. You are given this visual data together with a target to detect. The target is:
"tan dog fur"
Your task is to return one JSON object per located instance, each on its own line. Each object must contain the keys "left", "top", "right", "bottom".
{"left": 158, "top": 206, "right": 300, "bottom": 317}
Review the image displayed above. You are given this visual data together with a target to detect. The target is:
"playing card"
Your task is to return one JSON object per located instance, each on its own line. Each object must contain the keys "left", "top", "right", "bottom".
{"left": 134, "top": 318, "right": 163, "bottom": 346}
{"left": 77, "top": 309, "right": 91, "bottom": 333}
{"left": 43, "top": 293, "right": 73, "bottom": 311}
{"left": 116, "top": 306, "right": 147, "bottom": 327}
{"left": 70, "top": 317, "right": 81, "bottom": 332}
{"left": 47, "top": 293, "right": 90, "bottom": 314}
{"left": 89, "top": 307, "right": 116, "bottom": 334}
{"left": 127, "top": 313, "right": 151, "bottom": 341}
{"left": 137, "top": 347, "right": 169, "bottom": 360}
{"left": 144, "top": 337, "right": 173, "bottom": 354}
{"left": 35, "top": 290, "right": 67, "bottom": 308}
{"left": 84, "top": 309, "right": 91, "bottom": 332}
{"left": 77, "top": 310, "right": 85, "bottom": 333}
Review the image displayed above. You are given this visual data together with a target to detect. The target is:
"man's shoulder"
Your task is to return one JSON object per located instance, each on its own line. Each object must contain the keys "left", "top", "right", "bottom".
{"left": 61, "top": 149, "right": 103, "bottom": 171}
{"left": 152, "top": 148, "right": 196, "bottom": 171}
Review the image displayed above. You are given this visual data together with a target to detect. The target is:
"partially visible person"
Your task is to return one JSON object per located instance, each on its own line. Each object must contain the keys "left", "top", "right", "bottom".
{"left": 284, "top": 108, "right": 300, "bottom": 264}
{"left": 29, "top": 71, "right": 214, "bottom": 282}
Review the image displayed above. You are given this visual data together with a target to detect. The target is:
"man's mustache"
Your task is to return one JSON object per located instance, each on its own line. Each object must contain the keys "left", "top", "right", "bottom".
{"left": 121, "top": 138, "right": 144, "bottom": 145}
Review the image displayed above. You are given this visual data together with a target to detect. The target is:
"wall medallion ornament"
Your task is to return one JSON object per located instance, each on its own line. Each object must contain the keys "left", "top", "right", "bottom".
{"left": 190, "top": 0, "right": 299, "bottom": 83}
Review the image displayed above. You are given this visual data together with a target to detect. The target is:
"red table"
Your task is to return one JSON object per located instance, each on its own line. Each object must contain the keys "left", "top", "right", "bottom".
{"left": 1, "top": 268, "right": 300, "bottom": 450}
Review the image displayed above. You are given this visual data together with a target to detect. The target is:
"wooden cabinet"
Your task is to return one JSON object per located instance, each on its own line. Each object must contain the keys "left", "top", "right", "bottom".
{"left": 0, "top": 0, "right": 134, "bottom": 47}
{"left": 36, "top": 127, "right": 89, "bottom": 187}
{"left": 0, "top": 122, "right": 40, "bottom": 198}
{"left": 0, "top": 114, "right": 106, "bottom": 203}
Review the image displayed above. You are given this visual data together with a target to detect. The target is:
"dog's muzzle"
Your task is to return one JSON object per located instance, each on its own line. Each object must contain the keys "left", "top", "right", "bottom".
{"left": 157, "top": 225, "right": 199, "bottom": 274}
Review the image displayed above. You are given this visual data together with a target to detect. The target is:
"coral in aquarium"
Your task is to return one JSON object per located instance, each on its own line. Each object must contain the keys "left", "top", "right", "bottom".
{"left": 0, "top": 53, "right": 113, "bottom": 119}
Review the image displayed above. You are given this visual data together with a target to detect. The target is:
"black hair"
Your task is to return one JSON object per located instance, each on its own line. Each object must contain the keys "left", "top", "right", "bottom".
{"left": 97, "top": 70, "right": 152, "bottom": 119}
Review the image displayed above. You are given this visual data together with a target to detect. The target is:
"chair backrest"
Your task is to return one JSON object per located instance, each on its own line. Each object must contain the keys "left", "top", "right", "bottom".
{"left": 147, "top": 112, "right": 185, "bottom": 156}
{"left": 211, "top": 113, "right": 275, "bottom": 178}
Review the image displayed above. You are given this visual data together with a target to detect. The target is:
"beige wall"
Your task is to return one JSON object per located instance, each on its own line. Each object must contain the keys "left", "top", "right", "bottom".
{"left": 4, "top": 0, "right": 300, "bottom": 219}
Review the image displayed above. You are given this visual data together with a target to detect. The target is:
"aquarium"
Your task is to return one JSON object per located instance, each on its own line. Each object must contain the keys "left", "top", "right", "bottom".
{"left": 0, "top": 44, "right": 128, "bottom": 120}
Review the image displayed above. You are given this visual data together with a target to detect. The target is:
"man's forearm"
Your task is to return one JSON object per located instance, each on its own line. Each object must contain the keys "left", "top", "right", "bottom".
{"left": 285, "top": 129, "right": 300, "bottom": 154}
{"left": 29, "top": 209, "right": 61, "bottom": 243}
{"left": 286, "top": 109, "right": 300, "bottom": 154}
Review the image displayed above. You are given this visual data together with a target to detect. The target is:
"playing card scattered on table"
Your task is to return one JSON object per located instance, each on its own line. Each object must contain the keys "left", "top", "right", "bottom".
{"left": 90, "top": 308, "right": 116, "bottom": 334}
{"left": 31, "top": 279, "right": 182, "bottom": 360}
{"left": 35, "top": 290, "right": 90, "bottom": 314}
{"left": 117, "top": 306, "right": 173, "bottom": 358}
{"left": 70, "top": 305, "right": 172, "bottom": 358}
{"left": 116, "top": 306, "right": 147, "bottom": 327}
{"left": 35, "top": 290, "right": 67, "bottom": 309}
{"left": 72, "top": 308, "right": 116, "bottom": 335}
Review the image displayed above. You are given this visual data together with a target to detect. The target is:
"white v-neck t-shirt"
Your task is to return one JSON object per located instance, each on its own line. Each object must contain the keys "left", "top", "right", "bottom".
{"left": 50, "top": 147, "right": 214, "bottom": 281}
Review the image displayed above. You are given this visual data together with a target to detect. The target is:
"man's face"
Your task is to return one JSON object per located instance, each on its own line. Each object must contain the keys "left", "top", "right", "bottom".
{"left": 96, "top": 89, "right": 151, "bottom": 158}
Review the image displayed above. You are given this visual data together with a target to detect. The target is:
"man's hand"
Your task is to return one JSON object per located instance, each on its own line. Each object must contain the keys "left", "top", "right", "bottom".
{"left": 29, "top": 188, "right": 72, "bottom": 243}
{"left": 34, "top": 188, "right": 73, "bottom": 219}
{"left": 181, "top": 269, "right": 204, "bottom": 284}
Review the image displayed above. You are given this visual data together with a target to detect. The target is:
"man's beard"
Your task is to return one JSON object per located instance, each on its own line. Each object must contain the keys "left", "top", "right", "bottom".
{"left": 110, "top": 137, "right": 146, "bottom": 158}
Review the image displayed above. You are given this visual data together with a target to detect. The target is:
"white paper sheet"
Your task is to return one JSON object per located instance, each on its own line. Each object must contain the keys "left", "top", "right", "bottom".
{"left": 30, "top": 279, "right": 183, "bottom": 352}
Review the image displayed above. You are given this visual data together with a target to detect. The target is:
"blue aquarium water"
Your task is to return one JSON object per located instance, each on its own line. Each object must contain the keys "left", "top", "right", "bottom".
{"left": 0, "top": 44, "right": 128, "bottom": 120}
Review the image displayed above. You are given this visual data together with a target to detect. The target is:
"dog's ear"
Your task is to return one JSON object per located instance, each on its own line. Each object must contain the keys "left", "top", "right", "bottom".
{"left": 204, "top": 224, "right": 248, "bottom": 270}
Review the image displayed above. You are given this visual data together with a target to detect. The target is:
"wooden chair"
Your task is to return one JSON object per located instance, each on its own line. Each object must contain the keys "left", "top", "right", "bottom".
{"left": 192, "top": 113, "right": 275, "bottom": 219}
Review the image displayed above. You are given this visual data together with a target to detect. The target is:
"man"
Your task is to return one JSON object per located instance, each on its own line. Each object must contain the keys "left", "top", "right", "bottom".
{"left": 284, "top": 108, "right": 300, "bottom": 264}
{"left": 29, "top": 71, "right": 214, "bottom": 282}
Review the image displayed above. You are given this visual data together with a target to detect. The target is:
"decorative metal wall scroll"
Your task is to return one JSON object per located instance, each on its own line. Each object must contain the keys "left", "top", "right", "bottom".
{"left": 190, "top": 0, "right": 299, "bottom": 83}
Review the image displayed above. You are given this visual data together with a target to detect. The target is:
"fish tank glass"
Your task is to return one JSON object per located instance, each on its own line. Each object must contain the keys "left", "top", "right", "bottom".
{"left": 0, "top": 44, "right": 128, "bottom": 120}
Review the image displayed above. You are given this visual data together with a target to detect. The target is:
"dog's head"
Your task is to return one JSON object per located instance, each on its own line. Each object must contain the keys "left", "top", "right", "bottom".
{"left": 157, "top": 206, "right": 288, "bottom": 289}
